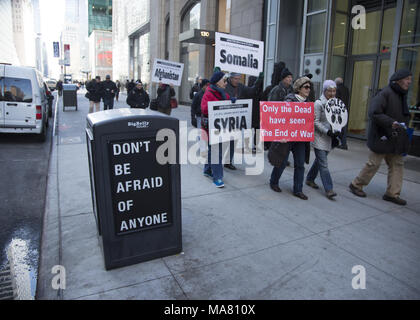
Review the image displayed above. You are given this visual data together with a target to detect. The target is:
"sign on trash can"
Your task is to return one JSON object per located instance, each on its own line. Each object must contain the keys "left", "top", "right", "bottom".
{"left": 86, "top": 109, "right": 182, "bottom": 270}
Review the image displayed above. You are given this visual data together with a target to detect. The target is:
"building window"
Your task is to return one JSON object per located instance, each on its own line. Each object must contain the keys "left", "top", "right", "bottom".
{"left": 305, "top": 13, "right": 326, "bottom": 54}
{"left": 399, "top": 0, "right": 420, "bottom": 45}
{"left": 307, "top": 0, "right": 327, "bottom": 13}
{"left": 218, "top": 0, "right": 231, "bottom": 33}
{"left": 181, "top": 2, "right": 200, "bottom": 33}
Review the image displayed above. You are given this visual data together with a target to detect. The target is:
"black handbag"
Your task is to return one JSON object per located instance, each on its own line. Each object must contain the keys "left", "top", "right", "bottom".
{"left": 268, "top": 142, "right": 290, "bottom": 167}
{"left": 85, "top": 92, "right": 91, "bottom": 99}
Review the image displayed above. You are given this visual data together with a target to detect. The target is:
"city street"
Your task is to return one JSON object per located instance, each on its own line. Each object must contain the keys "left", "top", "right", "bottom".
{"left": 36, "top": 91, "right": 420, "bottom": 300}
{"left": 0, "top": 93, "right": 55, "bottom": 299}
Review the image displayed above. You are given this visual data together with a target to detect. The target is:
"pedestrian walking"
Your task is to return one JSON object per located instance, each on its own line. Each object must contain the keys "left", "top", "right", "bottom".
{"left": 102, "top": 75, "right": 118, "bottom": 110}
{"left": 126, "top": 80, "right": 150, "bottom": 109}
{"left": 116, "top": 80, "right": 121, "bottom": 101}
{"left": 306, "top": 80, "right": 340, "bottom": 200}
{"left": 190, "top": 76, "right": 202, "bottom": 100}
{"left": 86, "top": 76, "right": 103, "bottom": 113}
{"left": 201, "top": 71, "right": 235, "bottom": 188}
{"left": 269, "top": 76, "right": 312, "bottom": 200}
{"left": 156, "top": 83, "right": 176, "bottom": 116}
{"left": 56, "top": 80, "right": 63, "bottom": 97}
{"left": 335, "top": 77, "right": 350, "bottom": 149}
{"left": 349, "top": 69, "right": 412, "bottom": 206}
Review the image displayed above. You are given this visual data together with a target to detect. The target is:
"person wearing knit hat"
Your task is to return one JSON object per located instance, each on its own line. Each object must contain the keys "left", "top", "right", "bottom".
{"left": 306, "top": 80, "right": 339, "bottom": 200}
{"left": 269, "top": 76, "right": 312, "bottom": 200}
{"left": 268, "top": 68, "right": 293, "bottom": 102}
{"left": 350, "top": 69, "right": 412, "bottom": 206}
{"left": 210, "top": 71, "right": 225, "bottom": 85}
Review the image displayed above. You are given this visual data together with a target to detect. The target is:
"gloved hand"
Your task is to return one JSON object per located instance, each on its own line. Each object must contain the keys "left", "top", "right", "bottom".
{"left": 327, "top": 130, "right": 333, "bottom": 137}
{"left": 231, "top": 97, "right": 237, "bottom": 103}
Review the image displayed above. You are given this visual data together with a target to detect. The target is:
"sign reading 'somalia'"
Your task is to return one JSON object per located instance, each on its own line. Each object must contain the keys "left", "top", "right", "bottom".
{"left": 152, "top": 59, "right": 184, "bottom": 87}
{"left": 215, "top": 32, "right": 264, "bottom": 77}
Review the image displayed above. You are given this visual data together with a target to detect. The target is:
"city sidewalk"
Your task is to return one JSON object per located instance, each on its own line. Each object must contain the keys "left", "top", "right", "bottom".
{"left": 37, "top": 91, "right": 420, "bottom": 300}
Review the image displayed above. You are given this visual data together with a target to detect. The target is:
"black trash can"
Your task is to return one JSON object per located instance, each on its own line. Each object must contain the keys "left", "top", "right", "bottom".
{"left": 62, "top": 84, "right": 78, "bottom": 111}
{"left": 86, "top": 108, "right": 182, "bottom": 270}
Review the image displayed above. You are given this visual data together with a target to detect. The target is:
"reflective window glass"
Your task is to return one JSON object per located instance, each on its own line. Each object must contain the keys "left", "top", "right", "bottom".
{"left": 399, "top": 0, "right": 420, "bottom": 45}
{"left": 380, "top": 7, "right": 396, "bottom": 53}
{"left": 336, "top": 0, "right": 348, "bottom": 12}
{"left": 305, "top": 13, "right": 326, "bottom": 54}
{"left": 333, "top": 13, "right": 348, "bottom": 55}
{"left": 307, "top": 0, "right": 327, "bottom": 13}
{"left": 0, "top": 77, "right": 3, "bottom": 101}
{"left": 352, "top": 10, "right": 381, "bottom": 55}
{"left": 3, "top": 77, "right": 33, "bottom": 103}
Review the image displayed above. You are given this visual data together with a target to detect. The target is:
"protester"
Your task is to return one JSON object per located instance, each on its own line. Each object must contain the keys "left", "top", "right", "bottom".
{"left": 349, "top": 69, "right": 412, "bottom": 206}
{"left": 269, "top": 76, "right": 312, "bottom": 200}
{"left": 102, "top": 75, "right": 118, "bottom": 110}
{"left": 201, "top": 71, "right": 235, "bottom": 188}
{"left": 306, "top": 80, "right": 340, "bottom": 200}
{"left": 86, "top": 76, "right": 103, "bottom": 113}
{"left": 116, "top": 80, "right": 121, "bottom": 101}
{"left": 190, "top": 76, "right": 202, "bottom": 100}
{"left": 248, "top": 76, "right": 263, "bottom": 153}
{"left": 191, "top": 79, "right": 210, "bottom": 129}
{"left": 126, "top": 80, "right": 150, "bottom": 109}
{"left": 56, "top": 80, "right": 63, "bottom": 97}
{"left": 268, "top": 68, "right": 293, "bottom": 101}
{"left": 156, "top": 83, "right": 176, "bottom": 115}
{"left": 335, "top": 77, "right": 350, "bottom": 149}
{"left": 304, "top": 73, "right": 316, "bottom": 103}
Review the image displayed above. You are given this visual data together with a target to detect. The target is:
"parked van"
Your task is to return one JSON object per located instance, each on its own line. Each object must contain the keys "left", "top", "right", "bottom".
{"left": 0, "top": 64, "right": 49, "bottom": 141}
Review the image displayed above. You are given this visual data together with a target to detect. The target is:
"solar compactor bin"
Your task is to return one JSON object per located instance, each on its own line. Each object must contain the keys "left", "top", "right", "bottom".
{"left": 62, "top": 84, "right": 78, "bottom": 111}
{"left": 86, "top": 108, "right": 182, "bottom": 270}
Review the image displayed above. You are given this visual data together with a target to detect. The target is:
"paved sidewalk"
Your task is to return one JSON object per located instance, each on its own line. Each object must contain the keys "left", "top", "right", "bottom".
{"left": 37, "top": 92, "right": 420, "bottom": 300}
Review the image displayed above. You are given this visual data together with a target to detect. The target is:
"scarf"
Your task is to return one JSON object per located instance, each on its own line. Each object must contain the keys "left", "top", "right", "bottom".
{"left": 390, "top": 82, "right": 410, "bottom": 116}
{"left": 295, "top": 94, "right": 306, "bottom": 102}
{"left": 210, "top": 84, "right": 227, "bottom": 100}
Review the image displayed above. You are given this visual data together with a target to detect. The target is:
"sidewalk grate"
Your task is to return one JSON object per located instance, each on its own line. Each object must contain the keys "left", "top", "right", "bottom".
{"left": 0, "top": 263, "right": 15, "bottom": 300}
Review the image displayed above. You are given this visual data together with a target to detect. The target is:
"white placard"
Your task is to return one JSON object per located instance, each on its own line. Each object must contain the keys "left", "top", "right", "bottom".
{"left": 208, "top": 99, "right": 253, "bottom": 145}
{"left": 151, "top": 59, "right": 184, "bottom": 87}
{"left": 325, "top": 98, "right": 348, "bottom": 133}
{"left": 215, "top": 32, "right": 264, "bottom": 77}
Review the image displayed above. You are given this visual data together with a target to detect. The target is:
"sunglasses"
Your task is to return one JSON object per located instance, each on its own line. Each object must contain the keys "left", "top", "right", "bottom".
{"left": 302, "top": 85, "right": 311, "bottom": 89}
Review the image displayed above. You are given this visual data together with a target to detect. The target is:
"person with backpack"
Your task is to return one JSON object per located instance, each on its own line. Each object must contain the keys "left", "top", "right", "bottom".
{"left": 126, "top": 80, "right": 150, "bottom": 109}
{"left": 156, "top": 83, "right": 175, "bottom": 115}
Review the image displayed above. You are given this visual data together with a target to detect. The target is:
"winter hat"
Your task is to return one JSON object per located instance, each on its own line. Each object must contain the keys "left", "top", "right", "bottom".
{"left": 280, "top": 68, "right": 293, "bottom": 81}
{"left": 213, "top": 66, "right": 221, "bottom": 73}
{"left": 390, "top": 69, "right": 412, "bottom": 82}
{"left": 293, "top": 76, "right": 311, "bottom": 93}
{"left": 135, "top": 80, "right": 142, "bottom": 84}
{"left": 230, "top": 72, "right": 241, "bottom": 77}
{"left": 210, "top": 71, "right": 225, "bottom": 84}
{"left": 106, "top": 75, "right": 111, "bottom": 79}
{"left": 200, "top": 79, "right": 210, "bottom": 88}
{"left": 271, "top": 61, "right": 286, "bottom": 86}
{"left": 322, "top": 80, "right": 337, "bottom": 92}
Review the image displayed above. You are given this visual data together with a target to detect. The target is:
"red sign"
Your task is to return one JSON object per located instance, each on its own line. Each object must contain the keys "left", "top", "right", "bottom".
{"left": 260, "top": 101, "right": 315, "bottom": 142}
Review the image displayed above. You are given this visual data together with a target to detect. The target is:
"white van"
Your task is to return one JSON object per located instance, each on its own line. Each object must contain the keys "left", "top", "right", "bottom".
{"left": 0, "top": 64, "right": 49, "bottom": 141}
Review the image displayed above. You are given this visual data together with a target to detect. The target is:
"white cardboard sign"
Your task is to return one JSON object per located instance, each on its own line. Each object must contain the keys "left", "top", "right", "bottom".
{"left": 208, "top": 99, "right": 253, "bottom": 145}
{"left": 215, "top": 33, "right": 264, "bottom": 77}
{"left": 325, "top": 98, "right": 348, "bottom": 132}
{"left": 151, "top": 59, "right": 184, "bottom": 87}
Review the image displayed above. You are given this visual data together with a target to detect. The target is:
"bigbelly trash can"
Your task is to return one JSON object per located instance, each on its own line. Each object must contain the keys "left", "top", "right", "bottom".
{"left": 86, "top": 108, "right": 182, "bottom": 270}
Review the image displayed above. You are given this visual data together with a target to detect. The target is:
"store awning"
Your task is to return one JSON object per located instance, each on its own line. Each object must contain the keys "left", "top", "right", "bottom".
{"left": 179, "top": 29, "right": 215, "bottom": 45}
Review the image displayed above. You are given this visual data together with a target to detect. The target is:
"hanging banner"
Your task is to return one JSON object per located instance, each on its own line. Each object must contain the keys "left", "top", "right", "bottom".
{"left": 208, "top": 99, "right": 252, "bottom": 145}
{"left": 214, "top": 32, "right": 264, "bottom": 77}
{"left": 325, "top": 98, "right": 348, "bottom": 133}
{"left": 53, "top": 42, "right": 60, "bottom": 58}
{"left": 63, "top": 44, "right": 70, "bottom": 66}
{"left": 151, "top": 59, "right": 184, "bottom": 87}
{"left": 260, "top": 101, "right": 315, "bottom": 142}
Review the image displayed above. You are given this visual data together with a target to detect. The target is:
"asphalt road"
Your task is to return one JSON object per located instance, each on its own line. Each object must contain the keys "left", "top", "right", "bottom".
{"left": 0, "top": 95, "right": 54, "bottom": 293}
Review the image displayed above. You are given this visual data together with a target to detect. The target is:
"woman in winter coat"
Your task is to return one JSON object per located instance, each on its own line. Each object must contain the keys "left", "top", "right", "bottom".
{"left": 306, "top": 80, "right": 340, "bottom": 200}
{"left": 269, "top": 76, "right": 312, "bottom": 200}
{"left": 126, "top": 81, "right": 150, "bottom": 109}
{"left": 157, "top": 83, "right": 176, "bottom": 115}
{"left": 201, "top": 71, "right": 234, "bottom": 188}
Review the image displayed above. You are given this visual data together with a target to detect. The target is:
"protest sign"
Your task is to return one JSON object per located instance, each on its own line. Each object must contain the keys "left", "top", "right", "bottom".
{"left": 214, "top": 32, "right": 264, "bottom": 77}
{"left": 151, "top": 59, "right": 184, "bottom": 86}
{"left": 260, "top": 101, "right": 315, "bottom": 142}
{"left": 325, "top": 98, "right": 348, "bottom": 133}
{"left": 208, "top": 99, "right": 253, "bottom": 145}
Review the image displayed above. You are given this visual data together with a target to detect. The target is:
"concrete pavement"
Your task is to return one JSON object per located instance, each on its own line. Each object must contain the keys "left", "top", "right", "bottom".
{"left": 36, "top": 90, "right": 420, "bottom": 300}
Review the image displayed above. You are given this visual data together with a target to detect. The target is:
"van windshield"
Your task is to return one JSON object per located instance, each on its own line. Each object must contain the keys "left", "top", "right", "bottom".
{"left": 3, "top": 77, "right": 33, "bottom": 103}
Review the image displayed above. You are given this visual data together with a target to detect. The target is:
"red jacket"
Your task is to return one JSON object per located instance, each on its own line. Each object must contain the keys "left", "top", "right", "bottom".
{"left": 200, "top": 86, "right": 230, "bottom": 140}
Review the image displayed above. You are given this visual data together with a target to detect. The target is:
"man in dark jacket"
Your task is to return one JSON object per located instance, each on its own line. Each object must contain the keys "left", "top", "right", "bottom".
{"left": 126, "top": 81, "right": 150, "bottom": 109}
{"left": 335, "top": 77, "right": 350, "bottom": 149}
{"left": 157, "top": 83, "right": 175, "bottom": 115}
{"left": 86, "top": 76, "right": 103, "bottom": 113}
{"left": 190, "top": 76, "right": 202, "bottom": 100}
{"left": 349, "top": 69, "right": 412, "bottom": 206}
{"left": 102, "top": 75, "right": 118, "bottom": 110}
{"left": 268, "top": 68, "right": 293, "bottom": 102}
{"left": 191, "top": 79, "right": 209, "bottom": 128}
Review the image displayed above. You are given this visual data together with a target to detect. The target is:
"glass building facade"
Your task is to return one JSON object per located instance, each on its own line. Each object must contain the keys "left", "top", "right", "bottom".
{"left": 88, "top": 0, "right": 112, "bottom": 36}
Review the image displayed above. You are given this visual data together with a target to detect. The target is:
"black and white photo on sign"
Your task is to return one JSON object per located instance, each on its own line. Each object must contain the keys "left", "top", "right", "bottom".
{"left": 151, "top": 59, "right": 184, "bottom": 87}
{"left": 208, "top": 99, "right": 253, "bottom": 145}
{"left": 214, "top": 32, "right": 264, "bottom": 77}
{"left": 325, "top": 98, "right": 348, "bottom": 133}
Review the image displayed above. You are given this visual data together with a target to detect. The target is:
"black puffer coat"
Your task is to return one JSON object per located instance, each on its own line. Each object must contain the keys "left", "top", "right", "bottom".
{"left": 126, "top": 88, "right": 150, "bottom": 109}
{"left": 367, "top": 85, "right": 410, "bottom": 154}
{"left": 86, "top": 80, "right": 103, "bottom": 102}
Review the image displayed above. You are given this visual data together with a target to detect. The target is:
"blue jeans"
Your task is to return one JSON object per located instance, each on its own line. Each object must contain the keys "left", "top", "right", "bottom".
{"left": 306, "top": 148, "right": 333, "bottom": 192}
{"left": 270, "top": 142, "right": 306, "bottom": 194}
{"left": 103, "top": 97, "right": 114, "bottom": 110}
{"left": 204, "top": 142, "right": 224, "bottom": 181}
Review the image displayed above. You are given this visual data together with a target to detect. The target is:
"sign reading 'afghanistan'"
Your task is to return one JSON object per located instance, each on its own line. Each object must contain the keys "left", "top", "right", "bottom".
{"left": 151, "top": 59, "right": 184, "bottom": 87}
{"left": 108, "top": 137, "right": 173, "bottom": 236}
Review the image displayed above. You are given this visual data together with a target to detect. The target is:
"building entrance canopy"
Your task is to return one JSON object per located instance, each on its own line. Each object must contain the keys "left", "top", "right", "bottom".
{"left": 179, "top": 29, "right": 215, "bottom": 45}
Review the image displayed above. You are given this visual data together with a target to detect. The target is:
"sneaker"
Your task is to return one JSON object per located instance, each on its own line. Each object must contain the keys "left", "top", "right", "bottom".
{"left": 270, "top": 184, "right": 282, "bottom": 193}
{"left": 306, "top": 180, "right": 320, "bottom": 189}
{"left": 214, "top": 179, "right": 225, "bottom": 188}
{"left": 203, "top": 171, "right": 213, "bottom": 179}
{"left": 349, "top": 183, "right": 366, "bottom": 198}
{"left": 224, "top": 164, "right": 237, "bottom": 170}
{"left": 326, "top": 190, "right": 337, "bottom": 200}
{"left": 383, "top": 194, "right": 407, "bottom": 206}
{"left": 294, "top": 192, "right": 308, "bottom": 200}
